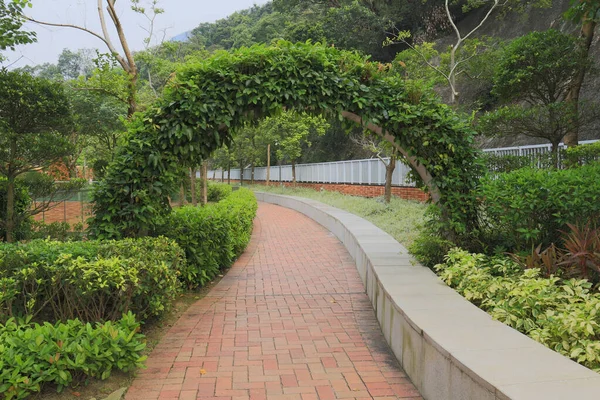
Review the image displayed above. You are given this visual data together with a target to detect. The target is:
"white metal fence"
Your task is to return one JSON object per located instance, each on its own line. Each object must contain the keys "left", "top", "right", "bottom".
{"left": 481, "top": 140, "right": 598, "bottom": 157}
{"left": 211, "top": 158, "right": 416, "bottom": 186}
{"left": 209, "top": 140, "right": 599, "bottom": 186}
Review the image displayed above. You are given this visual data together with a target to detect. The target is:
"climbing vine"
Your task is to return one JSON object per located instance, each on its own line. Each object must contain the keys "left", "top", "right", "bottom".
{"left": 89, "top": 41, "right": 482, "bottom": 240}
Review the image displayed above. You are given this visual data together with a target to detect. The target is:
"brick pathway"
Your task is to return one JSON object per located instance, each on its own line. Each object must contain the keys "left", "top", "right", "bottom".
{"left": 126, "top": 202, "right": 422, "bottom": 400}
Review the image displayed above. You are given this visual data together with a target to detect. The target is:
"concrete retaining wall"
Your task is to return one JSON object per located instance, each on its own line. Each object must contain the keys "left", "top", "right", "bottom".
{"left": 255, "top": 192, "right": 600, "bottom": 400}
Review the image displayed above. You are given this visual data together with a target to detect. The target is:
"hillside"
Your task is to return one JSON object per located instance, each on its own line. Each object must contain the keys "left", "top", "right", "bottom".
{"left": 173, "top": 0, "right": 600, "bottom": 150}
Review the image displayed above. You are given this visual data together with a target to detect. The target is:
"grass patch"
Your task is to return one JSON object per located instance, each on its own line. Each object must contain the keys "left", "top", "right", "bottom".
{"left": 248, "top": 185, "right": 427, "bottom": 247}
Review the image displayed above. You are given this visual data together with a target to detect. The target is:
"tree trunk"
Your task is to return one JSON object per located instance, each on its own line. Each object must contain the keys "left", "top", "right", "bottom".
{"left": 227, "top": 163, "right": 231, "bottom": 185}
{"left": 221, "top": 168, "right": 224, "bottom": 183}
{"left": 240, "top": 162, "right": 244, "bottom": 186}
{"left": 266, "top": 144, "right": 271, "bottom": 186}
{"left": 5, "top": 137, "right": 18, "bottom": 243}
{"left": 190, "top": 168, "right": 197, "bottom": 206}
{"left": 178, "top": 184, "right": 185, "bottom": 208}
{"left": 5, "top": 176, "right": 15, "bottom": 243}
{"left": 384, "top": 155, "right": 397, "bottom": 204}
{"left": 564, "top": 19, "right": 597, "bottom": 147}
{"left": 251, "top": 163, "right": 255, "bottom": 184}
{"left": 126, "top": 74, "right": 138, "bottom": 118}
{"left": 202, "top": 161, "right": 208, "bottom": 206}
{"left": 449, "top": 46, "right": 457, "bottom": 104}
{"left": 292, "top": 160, "right": 296, "bottom": 186}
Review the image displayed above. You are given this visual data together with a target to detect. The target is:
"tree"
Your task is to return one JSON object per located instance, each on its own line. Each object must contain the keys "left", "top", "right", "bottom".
{"left": 0, "top": 0, "right": 35, "bottom": 56}
{"left": 481, "top": 30, "right": 595, "bottom": 160}
{"left": 27, "top": 0, "right": 163, "bottom": 117}
{"left": 563, "top": 0, "right": 600, "bottom": 146}
{"left": 212, "top": 146, "right": 235, "bottom": 184}
{"left": 261, "top": 111, "right": 329, "bottom": 185}
{"left": 352, "top": 133, "right": 398, "bottom": 203}
{"left": 0, "top": 70, "right": 73, "bottom": 242}
{"left": 388, "top": 0, "right": 550, "bottom": 104}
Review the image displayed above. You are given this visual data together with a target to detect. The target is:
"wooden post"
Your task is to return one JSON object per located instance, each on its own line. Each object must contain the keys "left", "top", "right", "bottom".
{"left": 190, "top": 168, "right": 197, "bottom": 206}
{"left": 266, "top": 144, "right": 271, "bottom": 186}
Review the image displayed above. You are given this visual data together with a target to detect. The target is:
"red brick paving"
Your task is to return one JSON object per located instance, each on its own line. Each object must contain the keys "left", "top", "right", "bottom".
{"left": 125, "top": 202, "right": 422, "bottom": 400}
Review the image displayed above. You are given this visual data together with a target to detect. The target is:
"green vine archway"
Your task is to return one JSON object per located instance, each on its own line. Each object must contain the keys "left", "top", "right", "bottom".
{"left": 89, "top": 41, "right": 482, "bottom": 239}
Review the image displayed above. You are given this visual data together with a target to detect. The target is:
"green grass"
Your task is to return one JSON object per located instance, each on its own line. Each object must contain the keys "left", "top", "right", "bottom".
{"left": 248, "top": 185, "right": 427, "bottom": 247}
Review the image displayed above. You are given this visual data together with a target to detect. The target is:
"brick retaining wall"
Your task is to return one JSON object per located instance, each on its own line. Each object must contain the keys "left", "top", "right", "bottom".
{"left": 219, "top": 179, "right": 429, "bottom": 202}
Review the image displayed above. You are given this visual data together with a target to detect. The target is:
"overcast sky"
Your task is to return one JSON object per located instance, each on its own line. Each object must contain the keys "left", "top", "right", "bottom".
{"left": 3, "top": 0, "right": 270, "bottom": 68}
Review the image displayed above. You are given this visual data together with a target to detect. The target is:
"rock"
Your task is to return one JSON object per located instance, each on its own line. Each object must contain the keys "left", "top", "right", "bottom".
{"left": 101, "top": 387, "right": 127, "bottom": 400}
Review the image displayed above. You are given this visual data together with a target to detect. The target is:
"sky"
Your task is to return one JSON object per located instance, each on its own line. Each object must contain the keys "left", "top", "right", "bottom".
{"left": 3, "top": 0, "right": 270, "bottom": 68}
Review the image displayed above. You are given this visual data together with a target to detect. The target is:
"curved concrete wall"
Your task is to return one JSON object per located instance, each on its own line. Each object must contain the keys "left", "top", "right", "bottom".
{"left": 255, "top": 192, "right": 600, "bottom": 400}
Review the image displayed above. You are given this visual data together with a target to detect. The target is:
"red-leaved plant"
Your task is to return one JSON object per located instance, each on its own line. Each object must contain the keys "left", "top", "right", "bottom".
{"left": 559, "top": 223, "right": 600, "bottom": 280}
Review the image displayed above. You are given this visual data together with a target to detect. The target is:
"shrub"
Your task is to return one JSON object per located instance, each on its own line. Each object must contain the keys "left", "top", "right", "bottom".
{"left": 156, "top": 188, "right": 257, "bottom": 288}
{"left": 436, "top": 248, "right": 600, "bottom": 371}
{"left": 565, "top": 141, "right": 600, "bottom": 166}
{"left": 478, "top": 164, "right": 600, "bottom": 251}
{"left": 0, "top": 238, "right": 183, "bottom": 323}
{"left": 207, "top": 182, "right": 233, "bottom": 202}
{"left": 0, "top": 312, "right": 146, "bottom": 399}
{"left": 0, "top": 179, "right": 32, "bottom": 241}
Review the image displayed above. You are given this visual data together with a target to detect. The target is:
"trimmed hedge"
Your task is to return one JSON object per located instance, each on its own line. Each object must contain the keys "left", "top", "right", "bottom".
{"left": 0, "top": 312, "right": 146, "bottom": 399}
{"left": 479, "top": 163, "right": 600, "bottom": 251}
{"left": 0, "top": 237, "right": 184, "bottom": 323}
{"left": 156, "top": 188, "right": 257, "bottom": 288}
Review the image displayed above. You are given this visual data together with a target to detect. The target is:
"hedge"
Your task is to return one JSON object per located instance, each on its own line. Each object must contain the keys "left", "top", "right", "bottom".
{"left": 156, "top": 188, "right": 257, "bottom": 288}
{"left": 479, "top": 163, "right": 600, "bottom": 251}
{"left": 0, "top": 237, "right": 184, "bottom": 323}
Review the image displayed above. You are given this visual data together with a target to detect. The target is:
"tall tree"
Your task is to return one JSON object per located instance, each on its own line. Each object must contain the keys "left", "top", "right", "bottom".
{"left": 480, "top": 30, "right": 596, "bottom": 161}
{"left": 27, "top": 0, "right": 163, "bottom": 117}
{"left": 0, "top": 70, "right": 73, "bottom": 242}
{"left": 563, "top": 0, "right": 600, "bottom": 146}
{"left": 351, "top": 133, "right": 398, "bottom": 203}
{"left": 261, "top": 111, "right": 328, "bottom": 185}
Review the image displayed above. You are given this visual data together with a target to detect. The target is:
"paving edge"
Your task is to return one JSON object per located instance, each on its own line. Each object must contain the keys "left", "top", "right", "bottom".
{"left": 255, "top": 192, "right": 600, "bottom": 400}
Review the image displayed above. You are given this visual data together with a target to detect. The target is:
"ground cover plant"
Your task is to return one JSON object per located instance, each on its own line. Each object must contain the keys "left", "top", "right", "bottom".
{"left": 437, "top": 248, "right": 600, "bottom": 371}
{"left": 0, "top": 312, "right": 146, "bottom": 400}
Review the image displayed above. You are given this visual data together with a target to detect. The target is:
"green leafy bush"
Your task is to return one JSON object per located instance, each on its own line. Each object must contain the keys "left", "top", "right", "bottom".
{"left": 207, "top": 181, "right": 233, "bottom": 202}
{"left": 0, "top": 179, "right": 32, "bottom": 241}
{"left": 156, "top": 188, "right": 257, "bottom": 288}
{"left": 437, "top": 249, "right": 600, "bottom": 371}
{"left": 565, "top": 141, "right": 600, "bottom": 166}
{"left": 0, "top": 312, "right": 146, "bottom": 399}
{"left": 0, "top": 237, "right": 183, "bottom": 323}
{"left": 479, "top": 164, "right": 600, "bottom": 251}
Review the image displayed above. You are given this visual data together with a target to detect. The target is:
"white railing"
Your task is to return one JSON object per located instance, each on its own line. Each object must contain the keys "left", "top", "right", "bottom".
{"left": 210, "top": 157, "right": 415, "bottom": 186}
{"left": 481, "top": 140, "right": 598, "bottom": 156}
{"left": 209, "top": 140, "right": 599, "bottom": 186}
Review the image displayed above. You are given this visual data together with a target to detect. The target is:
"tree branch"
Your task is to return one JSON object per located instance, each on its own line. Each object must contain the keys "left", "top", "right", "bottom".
{"left": 341, "top": 111, "right": 440, "bottom": 202}
{"left": 26, "top": 16, "right": 111, "bottom": 51}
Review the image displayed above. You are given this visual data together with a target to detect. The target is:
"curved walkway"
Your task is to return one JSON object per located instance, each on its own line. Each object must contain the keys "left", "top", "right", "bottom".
{"left": 126, "top": 202, "right": 422, "bottom": 400}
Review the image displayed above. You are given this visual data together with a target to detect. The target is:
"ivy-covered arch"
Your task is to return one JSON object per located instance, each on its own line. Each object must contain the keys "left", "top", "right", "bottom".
{"left": 89, "top": 41, "right": 481, "bottom": 239}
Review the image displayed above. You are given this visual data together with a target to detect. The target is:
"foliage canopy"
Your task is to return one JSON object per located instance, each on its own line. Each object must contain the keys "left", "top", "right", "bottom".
{"left": 89, "top": 42, "right": 481, "bottom": 240}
